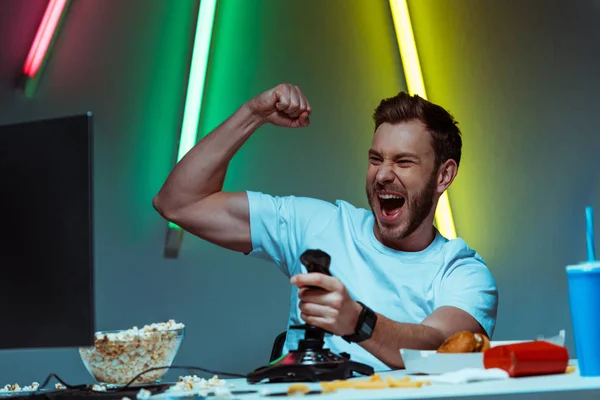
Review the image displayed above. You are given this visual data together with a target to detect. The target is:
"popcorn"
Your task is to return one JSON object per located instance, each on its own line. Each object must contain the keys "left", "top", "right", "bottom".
{"left": 208, "top": 376, "right": 225, "bottom": 387}
{"left": 91, "top": 384, "right": 107, "bottom": 392}
{"left": 55, "top": 383, "right": 66, "bottom": 390}
{"left": 0, "top": 382, "right": 40, "bottom": 393}
{"left": 136, "top": 389, "right": 152, "bottom": 400}
{"left": 214, "top": 386, "right": 232, "bottom": 399}
{"left": 167, "top": 375, "right": 227, "bottom": 394}
{"left": 79, "top": 320, "right": 184, "bottom": 384}
{"left": 24, "top": 383, "right": 39, "bottom": 391}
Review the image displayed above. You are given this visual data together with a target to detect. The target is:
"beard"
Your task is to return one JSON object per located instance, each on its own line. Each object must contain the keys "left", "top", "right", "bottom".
{"left": 367, "top": 172, "right": 437, "bottom": 243}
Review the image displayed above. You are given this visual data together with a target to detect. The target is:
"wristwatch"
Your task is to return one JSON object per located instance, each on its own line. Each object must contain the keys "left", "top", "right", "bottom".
{"left": 342, "top": 301, "right": 377, "bottom": 343}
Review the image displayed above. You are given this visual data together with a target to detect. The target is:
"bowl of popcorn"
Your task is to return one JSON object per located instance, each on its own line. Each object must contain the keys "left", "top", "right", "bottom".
{"left": 79, "top": 320, "right": 184, "bottom": 385}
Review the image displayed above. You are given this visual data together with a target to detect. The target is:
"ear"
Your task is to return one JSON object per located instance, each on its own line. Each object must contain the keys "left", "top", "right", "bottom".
{"left": 436, "top": 159, "right": 458, "bottom": 193}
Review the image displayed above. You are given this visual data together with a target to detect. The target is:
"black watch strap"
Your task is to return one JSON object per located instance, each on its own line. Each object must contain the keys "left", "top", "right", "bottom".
{"left": 342, "top": 301, "right": 377, "bottom": 343}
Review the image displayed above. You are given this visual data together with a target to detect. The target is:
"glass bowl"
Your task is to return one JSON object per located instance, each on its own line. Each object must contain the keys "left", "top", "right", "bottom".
{"left": 79, "top": 322, "right": 184, "bottom": 385}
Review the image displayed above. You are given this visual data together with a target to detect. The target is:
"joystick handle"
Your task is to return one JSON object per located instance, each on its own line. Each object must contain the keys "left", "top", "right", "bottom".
{"left": 290, "top": 324, "right": 329, "bottom": 338}
{"left": 290, "top": 324, "right": 325, "bottom": 334}
{"left": 300, "top": 249, "right": 332, "bottom": 276}
{"left": 290, "top": 324, "right": 326, "bottom": 352}
{"left": 296, "top": 250, "right": 334, "bottom": 336}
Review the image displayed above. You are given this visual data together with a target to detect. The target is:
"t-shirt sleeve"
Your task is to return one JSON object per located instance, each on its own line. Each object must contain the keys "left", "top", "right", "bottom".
{"left": 435, "top": 252, "right": 499, "bottom": 338}
{"left": 245, "top": 190, "right": 337, "bottom": 277}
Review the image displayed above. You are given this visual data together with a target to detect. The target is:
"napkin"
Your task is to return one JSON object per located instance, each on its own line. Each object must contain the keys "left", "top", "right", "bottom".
{"left": 422, "top": 368, "right": 509, "bottom": 384}
{"left": 537, "top": 329, "right": 566, "bottom": 346}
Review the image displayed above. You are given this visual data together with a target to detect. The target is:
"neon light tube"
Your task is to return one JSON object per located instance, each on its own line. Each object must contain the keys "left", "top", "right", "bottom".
{"left": 176, "top": 0, "right": 217, "bottom": 162}
{"left": 389, "top": 0, "right": 457, "bottom": 239}
{"left": 23, "top": 0, "right": 68, "bottom": 78}
{"left": 169, "top": 0, "right": 217, "bottom": 231}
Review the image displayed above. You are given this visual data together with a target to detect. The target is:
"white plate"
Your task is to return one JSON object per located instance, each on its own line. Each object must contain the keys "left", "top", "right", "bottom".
{"left": 401, "top": 340, "right": 529, "bottom": 375}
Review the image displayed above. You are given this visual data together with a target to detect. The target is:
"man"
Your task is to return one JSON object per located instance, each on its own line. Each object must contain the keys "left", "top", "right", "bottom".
{"left": 153, "top": 84, "right": 498, "bottom": 371}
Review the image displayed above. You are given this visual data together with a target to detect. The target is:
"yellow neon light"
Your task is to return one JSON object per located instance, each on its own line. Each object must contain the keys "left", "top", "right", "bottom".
{"left": 389, "top": 0, "right": 457, "bottom": 239}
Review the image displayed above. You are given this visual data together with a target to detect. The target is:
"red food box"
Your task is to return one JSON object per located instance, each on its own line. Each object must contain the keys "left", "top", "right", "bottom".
{"left": 483, "top": 341, "right": 569, "bottom": 377}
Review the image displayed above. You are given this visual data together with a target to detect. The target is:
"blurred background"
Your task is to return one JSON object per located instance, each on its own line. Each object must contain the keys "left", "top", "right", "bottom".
{"left": 0, "top": 0, "right": 598, "bottom": 384}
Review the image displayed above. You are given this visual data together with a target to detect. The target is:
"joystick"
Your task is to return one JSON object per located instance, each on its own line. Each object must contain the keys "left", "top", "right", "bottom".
{"left": 246, "top": 250, "right": 374, "bottom": 383}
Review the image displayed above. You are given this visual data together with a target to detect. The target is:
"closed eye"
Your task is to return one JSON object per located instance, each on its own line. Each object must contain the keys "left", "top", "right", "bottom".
{"left": 397, "top": 159, "right": 414, "bottom": 165}
{"left": 369, "top": 156, "right": 383, "bottom": 165}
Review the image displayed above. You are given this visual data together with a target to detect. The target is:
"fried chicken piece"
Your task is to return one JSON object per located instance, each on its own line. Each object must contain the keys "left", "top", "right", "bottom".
{"left": 437, "top": 331, "right": 491, "bottom": 353}
{"left": 437, "top": 331, "right": 478, "bottom": 353}
{"left": 475, "top": 333, "right": 491, "bottom": 352}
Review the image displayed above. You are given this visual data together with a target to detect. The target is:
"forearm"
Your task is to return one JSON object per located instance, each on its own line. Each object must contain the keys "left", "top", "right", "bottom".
{"left": 359, "top": 313, "right": 445, "bottom": 369}
{"left": 154, "top": 103, "right": 264, "bottom": 212}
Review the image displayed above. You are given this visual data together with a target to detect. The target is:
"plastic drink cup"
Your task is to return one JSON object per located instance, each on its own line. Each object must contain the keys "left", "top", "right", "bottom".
{"left": 566, "top": 261, "right": 600, "bottom": 376}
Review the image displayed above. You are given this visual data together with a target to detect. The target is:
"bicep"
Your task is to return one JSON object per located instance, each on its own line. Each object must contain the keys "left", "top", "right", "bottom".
{"left": 421, "top": 306, "right": 487, "bottom": 339}
{"left": 167, "top": 191, "right": 252, "bottom": 253}
{"left": 427, "top": 261, "right": 498, "bottom": 339}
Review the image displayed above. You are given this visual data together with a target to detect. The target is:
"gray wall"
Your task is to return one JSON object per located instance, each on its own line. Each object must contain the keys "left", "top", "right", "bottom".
{"left": 0, "top": 0, "right": 404, "bottom": 383}
{"left": 0, "top": 0, "right": 597, "bottom": 385}
{"left": 409, "top": 0, "right": 600, "bottom": 347}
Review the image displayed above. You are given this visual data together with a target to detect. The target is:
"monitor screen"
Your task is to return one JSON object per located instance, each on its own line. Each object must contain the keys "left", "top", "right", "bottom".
{"left": 0, "top": 113, "right": 95, "bottom": 349}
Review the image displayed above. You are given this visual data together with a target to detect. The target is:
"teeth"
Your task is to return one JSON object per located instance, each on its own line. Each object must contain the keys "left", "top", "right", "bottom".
{"left": 378, "top": 194, "right": 404, "bottom": 200}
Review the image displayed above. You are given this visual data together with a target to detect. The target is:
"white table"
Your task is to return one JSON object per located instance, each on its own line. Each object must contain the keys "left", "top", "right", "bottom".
{"left": 216, "top": 362, "right": 600, "bottom": 400}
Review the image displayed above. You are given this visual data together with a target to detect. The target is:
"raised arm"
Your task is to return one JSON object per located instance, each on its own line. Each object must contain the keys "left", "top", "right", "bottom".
{"left": 152, "top": 84, "right": 312, "bottom": 253}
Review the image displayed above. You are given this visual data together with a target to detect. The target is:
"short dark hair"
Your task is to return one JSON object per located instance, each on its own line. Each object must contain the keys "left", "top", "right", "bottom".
{"left": 373, "top": 92, "right": 462, "bottom": 168}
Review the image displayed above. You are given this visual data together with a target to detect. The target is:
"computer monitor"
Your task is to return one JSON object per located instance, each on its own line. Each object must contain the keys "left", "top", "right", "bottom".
{"left": 0, "top": 113, "right": 95, "bottom": 349}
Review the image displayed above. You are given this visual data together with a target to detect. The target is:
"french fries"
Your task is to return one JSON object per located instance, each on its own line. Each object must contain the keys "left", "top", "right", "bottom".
{"left": 287, "top": 384, "right": 310, "bottom": 396}
{"left": 319, "top": 373, "right": 430, "bottom": 392}
{"left": 351, "top": 381, "right": 390, "bottom": 389}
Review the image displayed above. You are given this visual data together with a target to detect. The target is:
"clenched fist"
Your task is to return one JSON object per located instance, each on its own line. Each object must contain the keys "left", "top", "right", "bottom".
{"left": 247, "top": 84, "right": 312, "bottom": 128}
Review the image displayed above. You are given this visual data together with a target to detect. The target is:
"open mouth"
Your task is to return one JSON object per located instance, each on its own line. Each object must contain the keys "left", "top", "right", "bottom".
{"left": 377, "top": 193, "right": 406, "bottom": 219}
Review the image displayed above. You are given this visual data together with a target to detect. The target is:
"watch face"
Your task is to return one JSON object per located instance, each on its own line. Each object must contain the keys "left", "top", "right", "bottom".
{"left": 343, "top": 303, "right": 377, "bottom": 343}
{"left": 360, "top": 307, "right": 377, "bottom": 338}
{"left": 362, "top": 323, "right": 373, "bottom": 337}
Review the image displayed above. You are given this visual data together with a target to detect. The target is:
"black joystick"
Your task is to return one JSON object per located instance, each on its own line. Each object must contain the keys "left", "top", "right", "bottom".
{"left": 246, "top": 250, "right": 374, "bottom": 383}
{"left": 293, "top": 324, "right": 326, "bottom": 352}
{"left": 300, "top": 249, "right": 332, "bottom": 277}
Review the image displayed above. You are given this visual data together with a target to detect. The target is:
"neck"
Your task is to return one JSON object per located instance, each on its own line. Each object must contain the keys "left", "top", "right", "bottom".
{"left": 375, "top": 223, "right": 437, "bottom": 252}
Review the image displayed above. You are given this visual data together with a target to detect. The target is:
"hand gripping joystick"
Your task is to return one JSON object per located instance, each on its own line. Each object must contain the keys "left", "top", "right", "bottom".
{"left": 246, "top": 249, "right": 374, "bottom": 383}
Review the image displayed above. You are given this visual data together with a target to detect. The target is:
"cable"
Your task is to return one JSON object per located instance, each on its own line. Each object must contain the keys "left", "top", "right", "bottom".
{"left": 34, "top": 366, "right": 247, "bottom": 394}
{"left": 120, "top": 365, "right": 247, "bottom": 391}
{"left": 38, "top": 373, "right": 86, "bottom": 391}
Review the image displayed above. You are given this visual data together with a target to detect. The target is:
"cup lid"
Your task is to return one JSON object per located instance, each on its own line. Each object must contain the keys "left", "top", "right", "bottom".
{"left": 566, "top": 261, "right": 600, "bottom": 271}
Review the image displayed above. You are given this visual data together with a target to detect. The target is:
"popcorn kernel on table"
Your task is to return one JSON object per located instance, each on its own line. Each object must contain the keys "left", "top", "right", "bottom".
{"left": 166, "top": 375, "right": 228, "bottom": 394}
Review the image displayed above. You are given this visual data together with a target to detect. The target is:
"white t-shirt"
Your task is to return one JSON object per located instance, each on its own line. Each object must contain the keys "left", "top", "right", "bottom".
{"left": 246, "top": 191, "right": 498, "bottom": 372}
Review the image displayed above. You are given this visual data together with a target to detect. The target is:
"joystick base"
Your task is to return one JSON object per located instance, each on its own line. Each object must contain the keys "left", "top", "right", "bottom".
{"left": 246, "top": 325, "right": 374, "bottom": 383}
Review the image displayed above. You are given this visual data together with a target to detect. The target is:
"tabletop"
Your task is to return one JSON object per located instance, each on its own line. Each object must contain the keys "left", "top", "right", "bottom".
{"left": 151, "top": 361, "right": 600, "bottom": 400}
